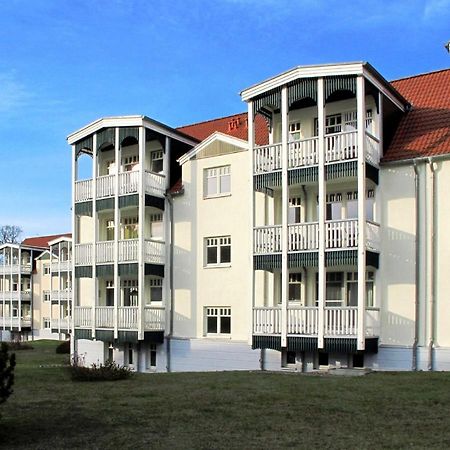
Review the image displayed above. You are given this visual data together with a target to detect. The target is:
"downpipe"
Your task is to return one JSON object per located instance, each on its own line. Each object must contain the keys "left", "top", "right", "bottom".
{"left": 412, "top": 162, "right": 420, "bottom": 371}
{"left": 165, "top": 192, "right": 174, "bottom": 373}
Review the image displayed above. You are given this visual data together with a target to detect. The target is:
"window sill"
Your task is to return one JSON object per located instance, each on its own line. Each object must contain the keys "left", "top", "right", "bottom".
{"left": 204, "top": 334, "right": 232, "bottom": 339}
{"left": 204, "top": 264, "right": 231, "bottom": 269}
{"left": 203, "top": 193, "right": 231, "bottom": 200}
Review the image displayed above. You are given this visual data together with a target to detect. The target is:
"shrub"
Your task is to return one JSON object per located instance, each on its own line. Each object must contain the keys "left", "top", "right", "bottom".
{"left": 56, "top": 340, "right": 70, "bottom": 354}
{"left": 69, "top": 360, "right": 132, "bottom": 382}
{"left": 0, "top": 343, "right": 16, "bottom": 405}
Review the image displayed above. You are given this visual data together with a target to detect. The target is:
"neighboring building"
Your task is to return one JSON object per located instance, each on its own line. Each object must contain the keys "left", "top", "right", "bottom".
{"left": 0, "top": 234, "right": 72, "bottom": 341}
{"left": 69, "top": 63, "right": 450, "bottom": 372}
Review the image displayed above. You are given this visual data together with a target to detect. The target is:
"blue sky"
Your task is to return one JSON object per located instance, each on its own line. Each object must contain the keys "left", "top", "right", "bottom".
{"left": 0, "top": 0, "right": 449, "bottom": 238}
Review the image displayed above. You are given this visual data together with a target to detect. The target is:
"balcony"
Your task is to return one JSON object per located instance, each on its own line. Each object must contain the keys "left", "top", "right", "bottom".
{"left": 50, "top": 260, "right": 71, "bottom": 272}
{"left": 253, "top": 306, "right": 379, "bottom": 337}
{"left": 0, "top": 316, "right": 32, "bottom": 328}
{"left": 74, "top": 170, "right": 166, "bottom": 203}
{"left": 74, "top": 239, "right": 165, "bottom": 266}
{"left": 51, "top": 318, "right": 70, "bottom": 330}
{"left": 73, "top": 306, "right": 165, "bottom": 331}
{"left": 0, "top": 291, "right": 32, "bottom": 301}
{"left": 0, "top": 263, "right": 32, "bottom": 275}
{"left": 50, "top": 290, "right": 72, "bottom": 302}
{"left": 253, "top": 130, "right": 380, "bottom": 175}
{"left": 254, "top": 220, "right": 380, "bottom": 254}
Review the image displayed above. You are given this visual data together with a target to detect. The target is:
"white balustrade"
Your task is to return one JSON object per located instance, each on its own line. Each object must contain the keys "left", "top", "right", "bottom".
{"left": 145, "top": 171, "right": 166, "bottom": 198}
{"left": 253, "top": 307, "right": 281, "bottom": 334}
{"left": 287, "top": 307, "right": 318, "bottom": 335}
{"left": 288, "top": 137, "right": 318, "bottom": 168}
{"left": 325, "top": 220, "right": 358, "bottom": 249}
{"left": 96, "top": 174, "right": 115, "bottom": 198}
{"left": 96, "top": 241, "right": 114, "bottom": 264}
{"left": 50, "top": 290, "right": 72, "bottom": 302}
{"left": 119, "top": 171, "right": 139, "bottom": 195}
{"left": 325, "top": 130, "right": 358, "bottom": 163}
{"left": 74, "top": 244, "right": 93, "bottom": 266}
{"left": 74, "top": 179, "right": 93, "bottom": 202}
{"left": 253, "top": 226, "right": 282, "bottom": 254}
{"left": 144, "top": 306, "right": 165, "bottom": 330}
{"left": 118, "top": 306, "right": 138, "bottom": 329}
{"left": 144, "top": 239, "right": 165, "bottom": 264}
{"left": 50, "top": 260, "right": 71, "bottom": 272}
{"left": 74, "top": 306, "right": 92, "bottom": 328}
{"left": 366, "top": 221, "right": 381, "bottom": 252}
{"left": 365, "top": 131, "right": 380, "bottom": 167}
{"left": 0, "top": 264, "right": 32, "bottom": 275}
{"left": 253, "top": 143, "right": 282, "bottom": 174}
{"left": 288, "top": 223, "right": 319, "bottom": 251}
{"left": 0, "top": 291, "right": 31, "bottom": 301}
{"left": 365, "top": 308, "right": 380, "bottom": 336}
{"left": 324, "top": 307, "right": 358, "bottom": 336}
{"left": 119, "top": 239, "right": 138, "bottom": 262}
{"left": 51, "top": 318, "right": 70, "bottom": 330}
{"left": 95, "top": 306, "right": 114, "bottom": 328}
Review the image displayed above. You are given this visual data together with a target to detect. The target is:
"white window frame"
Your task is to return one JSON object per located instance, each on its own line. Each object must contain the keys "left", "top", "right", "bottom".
{"left": 205, "top": 307, "right": 231, "bottom": 336}
{"left": 150, "top": 150, "right": 164, "bottom": 174}
{"left": 205, "top": 236, "right": 231, "bottom": 268}
{"left": 43, "top": 317, "right": 51, "bottom": 329}
{"left": 44, "top": 264, "right": 51, "bottom": 275}
{"left": 43, "top": 290, "right": 51, "bottom": 302}
{"left": 204, "top": 165, "right": 231, "bottom": 199}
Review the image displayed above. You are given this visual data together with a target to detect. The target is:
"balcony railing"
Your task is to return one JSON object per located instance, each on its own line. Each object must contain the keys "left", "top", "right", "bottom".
{"left": 0, "top": 292, "right": 32, "bottom": 301}
{"left": 0, "top": 264, "right": 32, "bottom": 275}
{"left": 50, "top": 290, "right": 72, "bottom": 302}
{"left": 253, "top": 130, "right": 380, "bottom": 174}
{"left": 50, "top": 260, "right": 71, "bottom": 272}
{"left": 75, "top": 239, "right": 165, "bottom": 266}
{"left": 50, "top": 318, "right": 70, "bottom": 330}
{"left": 254, "top": 220, "right": 380, "bottom": 254}
{"left": 74, "top": 170, "right": 165, "bottom": 203}
{"left": 253, "top": 306, "right": 378, "bottom": 337}
{"left": 0, "top": 317, "right": 32, "bottom": 328}
{"left": 73, "top": 306, "right": 165, "bottom": 331}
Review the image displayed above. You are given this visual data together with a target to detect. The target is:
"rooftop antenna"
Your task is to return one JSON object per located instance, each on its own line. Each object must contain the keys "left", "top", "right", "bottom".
{"left": 445, "top": 41, "right": 450, "bottom": 53}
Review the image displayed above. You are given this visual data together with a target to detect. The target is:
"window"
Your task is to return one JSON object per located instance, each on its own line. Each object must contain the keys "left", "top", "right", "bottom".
{"left": 326, "top": 193, "right": 342, "bottom": 221}
{"left": 346, "top": 190, "right": 375, "bottom": 221}
{"left": 288, "top": 197, "right": 302, "bottom": 224}
{"left": 205, "top": 236, "right": 231, "bottom": 266}
{"left": 44, "top": 264, "right": 50, "bottom": 275}
{"left": 127, "top": 344, "right": 134, "bottom": 366}
{"left": 106, "top": 280, "right": 114, "bottom": 306}
{"left": 205, "top": 307, "right": 231, "bottom": 335}
{"left": 122, "top": 217, "right": 138, "bottom": 239}
{"left": 289, "top": 121, "right": 301, "bottom": 141}
{"left": 325, "top": 114, "right": 342, "bottom": 134}
{"left": 289, "top": 273, "right": 302, "bottom": 302}
{"left": 122, "top": 155, "right": 138, "bottom": 172}
{"left": 316, "top": 272, "right": 344, "bottom": 307}
{"left": 149, "top": 278, "right": 162, "bottom": 302}
{"left": 151, "top": 150, "right": 163, "bottom": 173}
{"left": 346, "top": 272, "right": 375, "bottom": 307}
{"left": 43, "top": 291, "right": 50, "bottom": 302}
{"left": 149, "top": 344, "right": 157, "bottom": 368}
{"left": 314, "top": 110, "right": 374, "bottom": 135}
{"left": 150, "top": 213, "right": 164, "bottom": 240}
{"left": 43, "top": 318, "right": 51, "bottom": 329}
{"left": 122, "top": 280, "right": 138, "bottom": 306}
{"left": 106, "top": 220, "right": 115, "bottom": 241}
{"left": 204, "top": 166, "right": 231, "bottom": 198}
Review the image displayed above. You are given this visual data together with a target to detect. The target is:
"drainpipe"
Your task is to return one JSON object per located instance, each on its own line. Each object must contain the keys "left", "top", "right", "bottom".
{"left": 412, "top": 162, "right": 420, "bottom": 371}
{"left": 165, "top": 192, "right": 174, "bottom": 373}
{"left": 428, "top": 158, "right": 437, "bottom": 371}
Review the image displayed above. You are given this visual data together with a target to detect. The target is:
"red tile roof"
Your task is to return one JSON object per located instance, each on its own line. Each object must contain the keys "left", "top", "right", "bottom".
{"left": 22, "top": 233, "right": 72, "bottom": 249}
{"left": 384, "top": 68, "right": 450, "bottom": 161}
{"left": 177, "top": 112, "right": 268, "bottom": 146}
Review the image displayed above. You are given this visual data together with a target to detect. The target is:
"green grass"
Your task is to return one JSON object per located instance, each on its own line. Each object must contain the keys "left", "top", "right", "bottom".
{"left": 1, "top": 340, "right": 450, "bottom": 449}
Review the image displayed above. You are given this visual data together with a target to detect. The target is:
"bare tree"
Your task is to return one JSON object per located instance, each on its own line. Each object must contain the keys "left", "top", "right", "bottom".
{"left": 0, "top": 225, "right": 23, "bottom": 244}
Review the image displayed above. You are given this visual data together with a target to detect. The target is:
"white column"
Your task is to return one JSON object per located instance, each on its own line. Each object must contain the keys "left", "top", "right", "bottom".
{"left": 114, "top": 128, "right": 120, "bottom": 340}
{"left": 9, "top": 249, "right": 13, "bottom": 330}
{"left": 18, "top": 247, "right": 22, "bottom": 332}
{"left": 317, "top": 77, "right": 326, "bottom": 350}
{"left": 281, "top": 86, "right": 288, "bottom": 349}
{"left": 71, "top": 145, "right": 77, "bottom": 343}
{"left": 248, "top": 101, "right": 255, "bottom": 343}
{"left": 58, "top": 242, "right": 61, "bottom": 333}
{"left": 357, "top": 75, "right": 367, "bottom": 351}
{"left": 138, "top": 126, "right": 146, "bottom": 340}
{"left": 377, "top": 91, "right": 383, "bottom": 158}
{"left": 91, "top": 134, "right": 98, "bottom": 338}
{"left": 163, "top": 136, "right": 171, "bottom": 335}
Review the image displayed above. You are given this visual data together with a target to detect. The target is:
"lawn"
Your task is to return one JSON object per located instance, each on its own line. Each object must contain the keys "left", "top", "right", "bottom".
{"left": 1, "top": 341, "right": 450, "bottom": 449}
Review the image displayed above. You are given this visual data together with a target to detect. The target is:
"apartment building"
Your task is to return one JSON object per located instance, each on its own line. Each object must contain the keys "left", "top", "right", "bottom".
{"left": 0, "top": 234, "right": 72, "bottom": 341}
{"left": 69, "top": 63, "right": 450, "bottom": 372}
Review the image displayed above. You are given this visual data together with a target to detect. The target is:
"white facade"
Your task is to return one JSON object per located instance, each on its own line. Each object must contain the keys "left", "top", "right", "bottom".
{"left": 68, "top": 64, "right": 450, "bottom": 372}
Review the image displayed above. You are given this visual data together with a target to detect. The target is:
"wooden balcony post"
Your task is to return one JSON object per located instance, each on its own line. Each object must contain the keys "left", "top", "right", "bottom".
{"left": 114, "top": 127, "right": 120, "bottom": 340}
{"left": 281, "top": 86, "right": 288, "bottom": 349}
{"left": 91, "top": 132, "right": 98, "bottom": 339}
{"left": 248, "top": 100, "right": 255, "bottom": 346}
{"left": 138, "top": 126, "right": 145, "bottom": 340}
{"left": 71, "top": 144, "right": 77, "bottom": 343}
{"left": 357, "top": 75, "right": 367, "bottom": 351}
{"left": 18, "top": 247, "right": 21, "bottom": 332}
{"left": 317, "top": 77, "right": 326, "bottom": 350}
